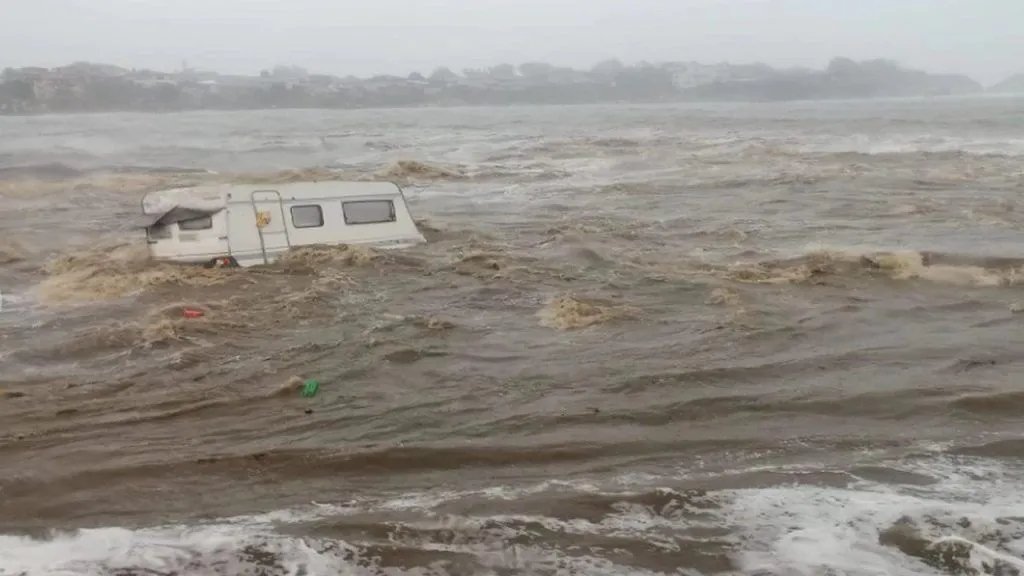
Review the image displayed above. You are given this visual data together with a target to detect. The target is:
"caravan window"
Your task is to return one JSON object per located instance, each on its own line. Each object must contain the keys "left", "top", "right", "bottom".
{"left": 291, "top": 205, "right": 324, "bottom": 228}
{"left": 342, "top": 200, "right": 395, "bottom": 225}
{"left": 148, "top": 224, "right": 172, "bottom": 239}
{"left": 179, "top": 216, "right": 212, "bottom": 230}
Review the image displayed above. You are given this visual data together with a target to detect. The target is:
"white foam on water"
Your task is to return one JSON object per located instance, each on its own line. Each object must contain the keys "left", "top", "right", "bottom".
{"left": 0, "top": 526, "right": 371, "bottom": 576}
{"left": 724, "top": 456, "right": 1024, "bottom": 575}
{"left": 795, "top": 134, "right": 1024, "bottom": 156}
{"left": 0, "top": 290, "right": 51, "bottom": 339}
{"left": 0, "top": 522, "right": 667, "bottom": 576}
{"left": 0, "top": 289, "right": 27, "bottom": 315}
{"left": 2, "top": 454, "right": 1023, "bottom": 575}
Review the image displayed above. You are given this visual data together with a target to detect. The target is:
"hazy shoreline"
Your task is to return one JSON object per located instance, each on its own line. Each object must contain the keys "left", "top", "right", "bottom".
{"left": 1, "top": 56, "right": 1005, "bottom": 117}
{"left": 1, "top": 94, "right": 1019, "bottom": 127}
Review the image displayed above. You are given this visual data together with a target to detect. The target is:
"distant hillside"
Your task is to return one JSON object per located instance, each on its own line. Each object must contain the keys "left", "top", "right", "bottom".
{"left": 988, "top": 74, "right": 1024, "bottom": 94}
{"left": 0, "top": 57, "right": 987, "bottom": 115}
{"left": 680, "top": 58, "right": 984, "bottom": 102}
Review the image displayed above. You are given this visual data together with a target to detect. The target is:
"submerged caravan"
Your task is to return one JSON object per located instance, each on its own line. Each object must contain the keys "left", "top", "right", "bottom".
{"left": 139, "top": 180, "right": 426, "bottom": 267}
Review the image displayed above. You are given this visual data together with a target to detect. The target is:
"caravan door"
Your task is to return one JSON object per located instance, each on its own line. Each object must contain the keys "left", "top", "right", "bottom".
{"left": 247, "top": 189, "right": 292, "bottom": 265}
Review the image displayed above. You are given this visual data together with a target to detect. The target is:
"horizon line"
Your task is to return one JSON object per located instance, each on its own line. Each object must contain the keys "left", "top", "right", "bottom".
{"left": 1, "top": 55, "right": 991, "bottom": 84}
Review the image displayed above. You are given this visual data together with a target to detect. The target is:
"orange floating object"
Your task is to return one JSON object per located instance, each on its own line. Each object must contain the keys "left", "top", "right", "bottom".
{"left": 182, "top": 307, "right": 204, "bottom": 318}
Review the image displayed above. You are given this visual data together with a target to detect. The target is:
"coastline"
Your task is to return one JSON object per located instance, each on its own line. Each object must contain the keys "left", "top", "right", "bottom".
{"left": 1, "top": 93, "right": 1020, "bottom": 122}
{"left": 0, "top": 57, "right": 996, "bottom": 117}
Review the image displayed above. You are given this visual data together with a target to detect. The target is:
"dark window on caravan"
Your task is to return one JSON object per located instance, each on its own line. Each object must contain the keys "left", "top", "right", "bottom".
{"left": 342, "top": 200, "right": 396, "bottom": 225}
{"left": 148, "top": 224, "right": 172, "bottom": 239}
{"left": 179, "top": 216, "right": 213, "bottom": 230}
{"left": 291, "top": 205, "right": 324, "bottom": 228}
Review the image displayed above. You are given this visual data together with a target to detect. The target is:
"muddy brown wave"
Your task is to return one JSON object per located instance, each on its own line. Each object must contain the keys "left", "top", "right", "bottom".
{"left": 3, "top": 100, "right": 1024, "bottom": 575}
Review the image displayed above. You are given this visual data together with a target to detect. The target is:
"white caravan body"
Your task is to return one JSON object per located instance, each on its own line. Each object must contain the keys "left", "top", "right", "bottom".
{"left": 139, "top": 180, "right": 426, "bottom": 267}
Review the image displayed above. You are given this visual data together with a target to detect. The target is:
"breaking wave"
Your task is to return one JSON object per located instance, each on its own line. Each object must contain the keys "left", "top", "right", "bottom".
{"left": 34, "top": 244, "right": 232, "bottom": 305}
{"left": 2, "top": 450, "right": 1023, "bottom": 575}
{"left": 537, "top": 294, "right": 635, "bottom": 331}
{"left": 722, "top": 246, "right": 1024, "bottom": 288}
{"left": 0, "top": 159, "right": 472, "bottom": 204}
{"left": 0, "top": 238, "right": 27, "bottom": 265}
{"left": 374, "top": 159, "right": 467, "bottom": 180}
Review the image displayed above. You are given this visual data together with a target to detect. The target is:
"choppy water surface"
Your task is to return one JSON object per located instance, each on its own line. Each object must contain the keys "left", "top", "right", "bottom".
{"left": 2, "top": 97, "right": 1024, "bottom": 575}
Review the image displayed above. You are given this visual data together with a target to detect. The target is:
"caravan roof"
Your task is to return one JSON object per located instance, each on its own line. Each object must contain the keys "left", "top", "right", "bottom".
{"left": 136, "top": 206, "right": 221, "bottom": 229}
{"left": 140, "top": 181, "right": 409, "bottom": 216}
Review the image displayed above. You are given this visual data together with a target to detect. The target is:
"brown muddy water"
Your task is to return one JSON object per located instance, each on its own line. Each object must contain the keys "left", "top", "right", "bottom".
{"left": 1, "top": 98, "right": 1024, "bottom": 575}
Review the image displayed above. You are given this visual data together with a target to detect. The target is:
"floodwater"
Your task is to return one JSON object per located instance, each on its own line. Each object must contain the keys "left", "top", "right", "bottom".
{"left": 2, "top": 97, "right": 1024, "bottom": 575}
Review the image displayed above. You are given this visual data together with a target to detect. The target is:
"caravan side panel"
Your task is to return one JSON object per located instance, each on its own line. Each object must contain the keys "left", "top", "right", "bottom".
{"left": 217, "top": 182, "right": 427, "bottom": 267}
{"left": 336, "top": 195, "right": 422, "bottom": 247}
{"left": 280, "top": 199, "right": 341, "bottom": 246}
{"left": 225, "top": 203, "right": 271, "bottom": 267}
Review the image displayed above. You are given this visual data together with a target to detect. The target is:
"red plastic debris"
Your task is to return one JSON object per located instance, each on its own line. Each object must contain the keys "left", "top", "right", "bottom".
{"left": 182, "top": 307, "right": 204, "bottom": 318}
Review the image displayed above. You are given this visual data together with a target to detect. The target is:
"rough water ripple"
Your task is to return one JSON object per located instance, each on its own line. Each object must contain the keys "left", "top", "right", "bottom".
{"left": 2, "top": 97, "right": 1024, "bottom": 575}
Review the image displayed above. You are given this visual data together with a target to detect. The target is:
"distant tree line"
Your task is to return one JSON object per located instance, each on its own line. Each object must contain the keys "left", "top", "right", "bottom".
{"left": 0, "top": 57, "right": 988, "bottom": 115}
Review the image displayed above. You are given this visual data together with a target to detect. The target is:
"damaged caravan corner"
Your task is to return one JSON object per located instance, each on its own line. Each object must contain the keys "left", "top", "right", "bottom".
{"left": 139, "top": 180, "right": 426, "bottom": 268}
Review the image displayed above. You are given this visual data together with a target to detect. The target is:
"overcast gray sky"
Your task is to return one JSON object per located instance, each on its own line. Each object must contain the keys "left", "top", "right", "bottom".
{"left": 2, "top": 0, "right": 1020, "bottom": 85}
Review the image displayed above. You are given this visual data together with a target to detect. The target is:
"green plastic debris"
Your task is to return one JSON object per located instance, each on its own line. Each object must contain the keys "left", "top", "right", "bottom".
{"left": 301, "top": 379, "right": 320, "bottom": 398}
